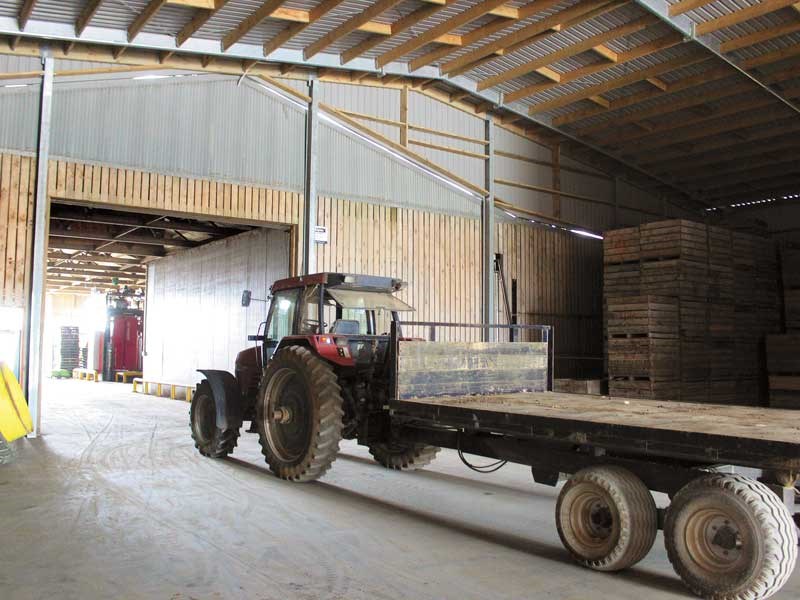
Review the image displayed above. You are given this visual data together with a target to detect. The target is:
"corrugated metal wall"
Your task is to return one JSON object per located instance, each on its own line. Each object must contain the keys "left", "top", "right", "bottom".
{"left": 144, "top": 228, "right": 290, "bottom": 385}
{"left": 0, "top": 70, "right": 679, "bottom": 231}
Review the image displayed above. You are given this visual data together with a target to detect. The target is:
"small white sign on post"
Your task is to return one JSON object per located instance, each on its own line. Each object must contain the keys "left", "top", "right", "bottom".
{"left": 314, "top": 225, "right": 329, "bottom": 244}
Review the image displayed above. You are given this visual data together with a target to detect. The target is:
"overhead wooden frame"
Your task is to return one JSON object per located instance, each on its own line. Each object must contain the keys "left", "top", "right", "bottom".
{"left": 4, "top": 0, "right": 800, "bottom": 209}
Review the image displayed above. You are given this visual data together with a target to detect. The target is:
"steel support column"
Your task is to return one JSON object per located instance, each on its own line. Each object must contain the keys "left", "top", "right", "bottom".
{"left": 24, "top": 51, "right": 54, "bottom": 437}
{"left": 481, "top": 116, "right": 495, "bottom": 341}
{"left": 302, "top": 77, "right": 319, "bottom": 275}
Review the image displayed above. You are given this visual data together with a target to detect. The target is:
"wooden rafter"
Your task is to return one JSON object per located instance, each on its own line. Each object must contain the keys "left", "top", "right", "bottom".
{"left": 680, "top": 154, "right": 800, "bottom": 185}
{"left": 439, "top": 0, "right": 614, "bottom": 75}
{"left": 669, "top": 0, "right": 715, "bottom": 17}
{"left": 695, "top": 0, "right": 799, "bottom": 36}
{"left": 503, "top": 30, "right": 683, "bottom": 104}
{"left": 303, "top": 0, "right": 406, "bottom": 60}
{"left": 177, "top": 0, "right": 231, "bottom": 46}
{"left": 341, "top": 3, "right": 447, "bottom": 64}
{"left": 719, "top": 20, "right": 800, "bottom": 53}
{"left": 640, "top": 118, "right": 800, "bottom": 166}
{"left": 128, "top": 0, "right": 170, "bottom": 42}
{"left": 528, "top": 53, "right": 706, "bottom": 115}
{"left": 690, "top": 160, "right": 800, "bottom": 192}
{"left": 18, "top": 0, "right": 38, "bottom": 30}
{"left": 600, "top": 81, "right": 800, "bottom": 147}
{"left": 76, "top": 0, "right": 105, "bottom": 36}
{"left": 263, "top": 0, "right": 347, "bottom": 56}
{"left": 49, "top": 237, "right": 167, "bottom": 257}
{"left": 221, "top": 0, "right": 288, "bottom": 51}
{"left": 375, "top": 0, "right": 510, "bottom": 68}
{"left": 47, "top": 251, "right": 146, "bottom": 266}
{"left": 407, "top": 0, "right": 571, "bottom": 72}
{"left": 477, "top": 15, "right": 659, "bottom": 91}
{"left": 625, "top": 107, "right": 790, "bottom": 155}
{"left": 440, "top": 1, "right": 625, "bottom": 78}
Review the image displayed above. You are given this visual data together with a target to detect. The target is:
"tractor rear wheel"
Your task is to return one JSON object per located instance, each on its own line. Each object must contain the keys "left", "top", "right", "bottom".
{"left": 190, "top": 380, "right": 239, "bottom": 458}
{"left": 257, "top": 346, "right": 344, "bottom": 482}
{"left": 369, "top": 442, "right": 439, "bottom": 470}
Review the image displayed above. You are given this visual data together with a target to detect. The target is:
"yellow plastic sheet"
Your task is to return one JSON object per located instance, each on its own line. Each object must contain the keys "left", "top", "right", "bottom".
{"left": 0, "top": 362, "right": 33, "bottom": 442}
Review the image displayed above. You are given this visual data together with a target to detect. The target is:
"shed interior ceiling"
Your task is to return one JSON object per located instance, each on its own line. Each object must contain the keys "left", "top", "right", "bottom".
{"left": 47, "top": 201, "right": 254, "bottom": 295}
{"left": 2, "top": 0, "right": 799, "bottom": 212}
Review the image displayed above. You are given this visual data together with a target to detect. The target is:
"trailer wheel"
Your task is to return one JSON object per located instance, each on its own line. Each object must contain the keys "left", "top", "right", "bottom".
{"left": 257, "top": 346, "right": 344, "bottom": 482}
{"left": 556, "top": 465, "right": 657, "bottom": 571}
{"left": 664, "top": 474, "right": 797, "bottom": 600}
{"left": 190, "top": 380, "right": 240, "bottom": 458}
{"left": 368, "top": 442, "right": 440, "bottom": 470}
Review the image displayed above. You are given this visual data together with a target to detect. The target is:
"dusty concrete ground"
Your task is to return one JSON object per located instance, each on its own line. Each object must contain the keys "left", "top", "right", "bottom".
{"left": 1, "top": 379, "right": 797, "bottom": 600}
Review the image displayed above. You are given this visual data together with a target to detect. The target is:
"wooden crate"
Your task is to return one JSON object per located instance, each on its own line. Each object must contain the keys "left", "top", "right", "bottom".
{"left": 708, "top": 226, "right": 733, "bottom": 265}
{"left": 603, "top": 263, "right": 641, "bottom": 298}
{"left": 785, "top": 289, "right": 800, "bottom": 331}
{"left": 769, "top": 391, "right": 800, "bottom": 409}
{"left": 639, "top": 219, "right": 708, "bottom": 262}
{"left": 606, "top": 296, "right": 678, "bottom": 336}
{"left": 766, "top": 334, "right": 800, "bottom": 373}
{"left": 781, "top": 248, "right": 800, "bottom": 289}
{"left": 641, "top": 259, "right": 709, "bottom": 299}
{"left": 608, "top": 337, "right": 679, "bottom": 380}
{"left": 609, "top": 377, "right": 679, "bottom": 400}
{"left": 603, "top": 227, "right": 640, "bottom": 265}
{"left": 554, "top": 379, "right": 607, "bottom": 395}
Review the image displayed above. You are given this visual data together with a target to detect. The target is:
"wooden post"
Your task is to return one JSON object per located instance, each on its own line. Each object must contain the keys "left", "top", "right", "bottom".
{"left": 481, "top": 117, "right": 495, "bottom": 341}
{"left": 552, "top": 144, "right": 561, "bottom": 220}
{"left": 399, "top": 85, "right": 409, "bottom": 147}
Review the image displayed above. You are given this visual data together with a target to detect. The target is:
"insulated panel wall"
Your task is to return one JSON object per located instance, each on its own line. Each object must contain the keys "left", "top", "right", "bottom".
{"left": 144, "top": 228, "right": 290, "bottom": 385}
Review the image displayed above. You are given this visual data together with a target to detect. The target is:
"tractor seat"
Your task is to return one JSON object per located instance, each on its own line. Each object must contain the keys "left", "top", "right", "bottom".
{"left": 330, "top": 319, "right": 361, "bottom": 335}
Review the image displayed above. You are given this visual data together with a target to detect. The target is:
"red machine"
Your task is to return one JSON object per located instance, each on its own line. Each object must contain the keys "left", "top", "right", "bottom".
{"left": 102, "top": 289, "right": 144, "bottom": 381}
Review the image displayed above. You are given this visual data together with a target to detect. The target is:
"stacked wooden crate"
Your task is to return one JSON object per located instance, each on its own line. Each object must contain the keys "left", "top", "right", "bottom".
{"left": 766, "top": 248, "right": 800, "bottom": 408}
{"left": 766, "top": 334, "right": 800, "bottom": 408}
{"left": 604, "top": 219, "right": 779, "bottom": 405}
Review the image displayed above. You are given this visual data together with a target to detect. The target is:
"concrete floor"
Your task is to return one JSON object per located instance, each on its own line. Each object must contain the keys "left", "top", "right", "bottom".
{"left": 1, "top": 380, "right": 798, "bottom": 600}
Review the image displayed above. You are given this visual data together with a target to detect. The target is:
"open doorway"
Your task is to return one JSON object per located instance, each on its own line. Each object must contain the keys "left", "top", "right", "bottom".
{"left": 44, "top": 201, "right": 291, "bottom": 401}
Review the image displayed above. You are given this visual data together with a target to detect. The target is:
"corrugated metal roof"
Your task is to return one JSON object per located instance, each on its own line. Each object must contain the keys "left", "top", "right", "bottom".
{"left": 0, "top": 0, "right": 798, "bottom": 209}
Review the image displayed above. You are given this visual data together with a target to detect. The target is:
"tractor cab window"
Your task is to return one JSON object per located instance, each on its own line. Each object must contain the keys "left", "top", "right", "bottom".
{"left": 299, "top": 285, "right": 326, "bottom": 334}
{"left": 266, "top": 290, "right": 298, "bottom": 340}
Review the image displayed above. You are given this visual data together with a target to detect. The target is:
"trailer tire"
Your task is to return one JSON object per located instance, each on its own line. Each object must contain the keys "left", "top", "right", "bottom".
{"left": 190, "top": 380, "right": 240, "bottom": 458}
{"left": 257, "top": 346, "right": 343, "bottom": 482}
{"left": 368, "top": 442, "right": 439, "bottom": 470}
{"left": 556, "top": 465, "right": 657, "bottom": 571}
{"left": 664, "top": 474, "right": 797, "bottom": 600}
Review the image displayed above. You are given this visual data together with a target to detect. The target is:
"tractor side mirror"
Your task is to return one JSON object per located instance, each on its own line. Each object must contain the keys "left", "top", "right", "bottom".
{"left": 241, "top": 290, "right": 252, "bottom": 307}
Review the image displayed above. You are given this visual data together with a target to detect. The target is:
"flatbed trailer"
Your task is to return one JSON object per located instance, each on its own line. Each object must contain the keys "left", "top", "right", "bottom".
{"left": 388, "top": 321, "right": 799, "bottom": 600}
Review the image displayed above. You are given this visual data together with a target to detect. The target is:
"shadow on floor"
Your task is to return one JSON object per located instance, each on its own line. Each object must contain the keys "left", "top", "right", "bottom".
{"left": 224, "top": 456, "right": 688, "bottom": 597}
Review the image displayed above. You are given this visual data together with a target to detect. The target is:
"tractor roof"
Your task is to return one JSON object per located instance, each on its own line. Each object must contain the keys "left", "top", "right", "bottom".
{"left": 271, "top": 273, "right": 405, "bottom": 294}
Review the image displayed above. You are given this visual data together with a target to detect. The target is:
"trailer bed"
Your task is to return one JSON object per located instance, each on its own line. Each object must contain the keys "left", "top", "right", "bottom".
{"left": 393, "top": 392, "right": 800, "bottom": 471}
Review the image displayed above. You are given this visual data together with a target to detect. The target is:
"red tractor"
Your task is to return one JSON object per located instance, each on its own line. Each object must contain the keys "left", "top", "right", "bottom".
{"left": 190, "top": 272, "right": 439, "bottom": 480}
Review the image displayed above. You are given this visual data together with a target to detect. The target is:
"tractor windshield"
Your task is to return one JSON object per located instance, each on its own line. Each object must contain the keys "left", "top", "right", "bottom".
{"left": 326, "top": 288, "right": 413, "bottom": 312}
{"left": 296, "top": 285, "right": 412, "bottom": 336}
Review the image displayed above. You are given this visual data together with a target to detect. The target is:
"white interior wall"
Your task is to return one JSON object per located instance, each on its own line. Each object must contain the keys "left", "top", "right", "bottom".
{"left": 144, "top": 228, "right": 290, "bottom": 385}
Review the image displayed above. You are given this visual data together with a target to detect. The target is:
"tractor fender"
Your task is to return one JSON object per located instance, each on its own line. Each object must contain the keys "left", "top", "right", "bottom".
{"left": 197, "top": 370, "right": 243, "bottom": 431}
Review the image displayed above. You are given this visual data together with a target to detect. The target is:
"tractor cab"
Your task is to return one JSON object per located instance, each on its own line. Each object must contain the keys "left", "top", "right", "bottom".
{"left": 236, "top": 274, "right": 413, "bottom": 400}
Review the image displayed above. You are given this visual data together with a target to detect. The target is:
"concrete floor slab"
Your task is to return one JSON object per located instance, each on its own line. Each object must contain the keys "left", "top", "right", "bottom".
{"left": 1, "top": 379, "right": 797, "bottom": 599}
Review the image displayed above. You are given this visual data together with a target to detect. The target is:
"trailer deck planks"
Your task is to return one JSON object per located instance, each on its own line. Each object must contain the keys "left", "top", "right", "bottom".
{"left": 393, "top": 391, "right": 800, "bottom": 472}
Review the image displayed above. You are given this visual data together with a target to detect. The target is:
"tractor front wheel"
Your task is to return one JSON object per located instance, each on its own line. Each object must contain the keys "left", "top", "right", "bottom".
{"left": 190, "top": 380, "right": 239, "bottom": 458}
{"left": 257, "top": 346, "right": 344, "bottom": 482}
{"left": 369, "top": 442, "right": 440, "bottom": 470}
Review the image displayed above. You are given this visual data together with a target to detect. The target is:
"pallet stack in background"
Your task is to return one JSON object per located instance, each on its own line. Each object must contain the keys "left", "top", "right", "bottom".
{"left": 766, "top": 248, "right": 800, "bottom": 408}
{"left": 603, "top": 220, "right": 780, "bottom": 405}
{"left": 59, "top": 326, "right": 80, "bottom": 371}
